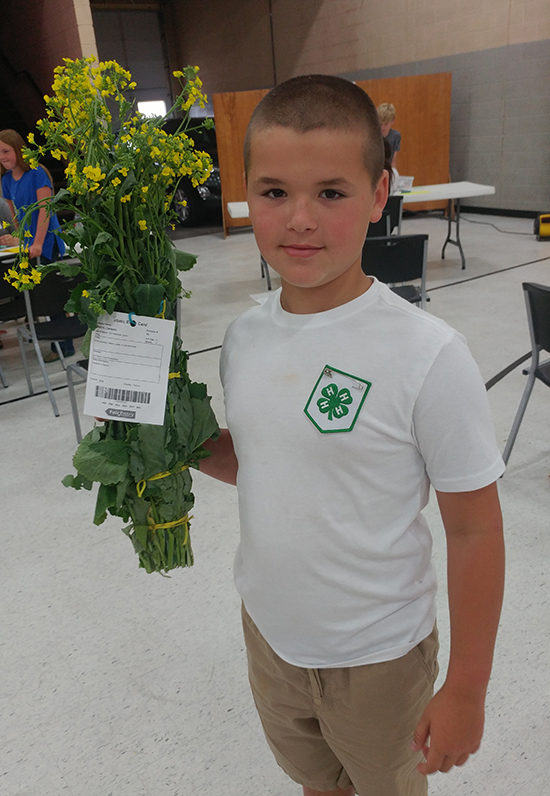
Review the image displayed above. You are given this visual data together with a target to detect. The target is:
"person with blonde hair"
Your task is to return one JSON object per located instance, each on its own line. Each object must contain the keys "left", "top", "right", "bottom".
{"left": 377, "top": 102, "right": 401, "bottom": 170}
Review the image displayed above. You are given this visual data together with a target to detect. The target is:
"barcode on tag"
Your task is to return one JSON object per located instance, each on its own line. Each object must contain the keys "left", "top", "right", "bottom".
{"left": 95, "top": 386, "right": 151, "bottom": 404}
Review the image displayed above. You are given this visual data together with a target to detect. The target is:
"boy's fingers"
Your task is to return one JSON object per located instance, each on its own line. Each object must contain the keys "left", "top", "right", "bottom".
{"left": 417, "top": 748, "right": 446, "bottom": 775}
{"left": 412, "top": 715, "right": 430, "bottom": 751}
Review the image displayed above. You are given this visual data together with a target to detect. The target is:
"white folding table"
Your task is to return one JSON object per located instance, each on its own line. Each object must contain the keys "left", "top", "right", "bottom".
{"left": 227, "top": 181, "right": 496, "bottom": 271}
{"left": 398, "top": 181, "right": 495, "bottom": 269}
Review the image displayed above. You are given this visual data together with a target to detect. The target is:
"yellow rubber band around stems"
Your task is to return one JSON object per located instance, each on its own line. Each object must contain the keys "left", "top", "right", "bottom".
{"left": 137, "top": 463, "right": 190, "bottom": 497}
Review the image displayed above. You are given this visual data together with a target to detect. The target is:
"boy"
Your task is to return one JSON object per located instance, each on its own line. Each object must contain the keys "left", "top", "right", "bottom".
{"left": 377, "top": 102, "right": 400, "bottom": 169}
{"left": 201, "top": 75, "right": 504, "bottom": 796}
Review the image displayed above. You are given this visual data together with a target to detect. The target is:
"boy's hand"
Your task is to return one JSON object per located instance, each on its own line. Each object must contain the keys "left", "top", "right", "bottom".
{"left": 412, "top": 681, "right": 485, "bottom": 774}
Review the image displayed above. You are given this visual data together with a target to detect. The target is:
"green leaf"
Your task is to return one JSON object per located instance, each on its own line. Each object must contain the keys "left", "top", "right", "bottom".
{"left": 94, "top": 483, "right": 117, "bottom": 525}
{"left": 73, "top": 435, "right": 129, "bottom": 485}
{"left": 57, "top": 261, "right": 82, "bottom": 277}
{"left": 121, "top": 172, "right": 136, "bottom": 193}
{"left": 80, "top": 328, "right": 91, "bottom": 358}
{"left": 133, "top": 283, "right": 165, "bottom": 317}
{"left": 94, "top": 231, "right": 112, "bottom": 247}
{"left": 137, "top": 424, "right": 167, "bottom": 478}
{"left": 88, "top": 439, "right": 129, "bottom": 465}
{"left": 174, "top": 249, "right": 197, "bottom": 272}
{"left": 62, "top": 473, "right": 93, "bottom": 490}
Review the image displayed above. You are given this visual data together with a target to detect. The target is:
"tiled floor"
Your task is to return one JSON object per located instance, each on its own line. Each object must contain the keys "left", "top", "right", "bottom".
{"left": 1, "top": 212, "right": 549, "bottom": 796}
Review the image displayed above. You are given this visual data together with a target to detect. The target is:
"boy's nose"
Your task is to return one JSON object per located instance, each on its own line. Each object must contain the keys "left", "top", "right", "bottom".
{"left": 286, "top": 198, "right": 317, "bottom": 233}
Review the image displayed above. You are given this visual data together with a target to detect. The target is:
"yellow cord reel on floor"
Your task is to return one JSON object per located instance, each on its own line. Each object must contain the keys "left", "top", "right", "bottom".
{"left": 534, "top": 213, "right": 550, "bottom": 240}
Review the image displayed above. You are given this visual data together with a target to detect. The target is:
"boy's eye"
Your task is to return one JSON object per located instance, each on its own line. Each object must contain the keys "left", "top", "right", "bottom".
{"left": 263, "top": 188, "right": 286, "bottom": 199}
{"left": 320, "top": 189, "right": 344, "bottom": 200}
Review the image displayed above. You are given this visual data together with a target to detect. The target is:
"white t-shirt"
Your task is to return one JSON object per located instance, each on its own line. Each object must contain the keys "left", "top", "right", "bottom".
{"left": 221, "top": 279, "right": 504, "bottom": 668}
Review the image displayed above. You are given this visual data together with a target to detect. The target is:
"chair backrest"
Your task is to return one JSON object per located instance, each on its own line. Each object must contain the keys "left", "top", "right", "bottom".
{"left": 0, "top": 258, "right": 20, "bottom": 301}
{"left": 365, "top": 194, "right": 404, "bottom": 238}
{"left": 366, "top": 212, "right": 390, "bottom": 238}
{"left": 523, "top": 282, "right": 550, "bottom": 353}
{"left": 385, "top": 195, "right": 403, "bottom": 234}
{"left": 361, "top": 234, "right": 428, "bottom": 284}
{"left": 26, "top": 271, "right": 85, "bottom": 319}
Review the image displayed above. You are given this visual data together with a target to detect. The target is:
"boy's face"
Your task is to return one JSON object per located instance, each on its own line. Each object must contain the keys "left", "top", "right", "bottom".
{"left": 380, "top": 120, "right": 393, "bottom": 137}
{"left": 246, "top": 126, "right": 387, "bottom": 313}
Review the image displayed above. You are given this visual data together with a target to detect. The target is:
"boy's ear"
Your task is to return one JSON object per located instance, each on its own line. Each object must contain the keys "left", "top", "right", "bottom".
{"left": 369, "top": 170, "right": 389, "bottom": 223}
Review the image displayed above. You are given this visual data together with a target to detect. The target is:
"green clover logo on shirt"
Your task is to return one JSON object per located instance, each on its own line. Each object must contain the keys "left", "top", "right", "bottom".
{"left": 316, "top": 383, "right": 354, "bottom": 421}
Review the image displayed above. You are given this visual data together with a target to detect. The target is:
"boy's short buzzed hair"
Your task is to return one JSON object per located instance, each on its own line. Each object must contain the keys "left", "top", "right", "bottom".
{"left": 377, "top": 103, "right": 396, "bottom": 124}
{"left": 244, "top": 74, "right": 384, "bottom": 188}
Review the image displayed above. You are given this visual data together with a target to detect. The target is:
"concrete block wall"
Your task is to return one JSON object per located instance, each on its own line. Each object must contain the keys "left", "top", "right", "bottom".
{"left": 271, "top": 0, "right": 550, "bottom": 76}
{"left": 164, "top": 0, "right": 550, "bottom": 211}
{"left": 343, "top": 39, "right": 550, "bottom": 212}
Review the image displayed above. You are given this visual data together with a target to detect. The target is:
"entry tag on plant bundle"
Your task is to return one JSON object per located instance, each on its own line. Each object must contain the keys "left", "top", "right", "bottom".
{"left": 304, "top": 365, "right": 371, "bottom": 433}
{"left": 83, "top": 311, "right": 175, "bottom": 426}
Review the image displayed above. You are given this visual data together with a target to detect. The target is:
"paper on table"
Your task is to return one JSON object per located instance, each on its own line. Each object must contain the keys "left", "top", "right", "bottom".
{"left": 83, "top": 311, "right": 175, "bottom": 425}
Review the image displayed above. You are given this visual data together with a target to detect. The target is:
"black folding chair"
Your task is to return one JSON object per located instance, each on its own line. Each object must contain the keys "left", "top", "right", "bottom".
{"left": 0, "top": 256, "right": 27, "bottom": 387}
{"left": 366, "top": 195, "right": 403, "bottom": 238}
{"left": 502, "top": 283, "right": 550, "bottom": 464}
{"left": 16, "top": 271, "right": 87, "bottom": 416}
{"left": 361, "top": 234, "right": 429, "bottom": 309}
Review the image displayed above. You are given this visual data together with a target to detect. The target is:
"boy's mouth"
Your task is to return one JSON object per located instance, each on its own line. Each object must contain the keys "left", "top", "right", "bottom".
{"left": 281, "top": 244, "right": 323, "bottom": 258}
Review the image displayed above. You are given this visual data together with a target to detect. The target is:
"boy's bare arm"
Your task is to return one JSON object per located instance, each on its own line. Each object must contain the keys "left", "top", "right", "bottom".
{"left": 413, "top": 481, "right": 504, "bottom": 775}
{"left": 199, "top": 428, "right": 238, "bottom": 486}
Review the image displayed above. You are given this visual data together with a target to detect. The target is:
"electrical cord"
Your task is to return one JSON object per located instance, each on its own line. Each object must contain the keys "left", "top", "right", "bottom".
{"left": 457, "top": 215, "right": 533, "bottom": 236}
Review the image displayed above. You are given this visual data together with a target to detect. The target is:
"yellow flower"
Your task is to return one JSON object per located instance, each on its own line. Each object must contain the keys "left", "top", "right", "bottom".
{"left": 30, "top": 269, "right": 41, "bottom": 284}
{"left": 141, "top": 186, "right": 149, "bottom": 193}
{"left": 24, "top": 230, "right": 33, "bottom": 238}
{"left": 20, "top": 273, "right": 31, "bottom": 284}
{"left": 82, "top": 289, "right": 90, "bottom": 298}
{"left": 83, "top": 165, "right": 105, "bottom": 182}
{"left": 111, "top": 177, "right": 121, "bottom": 187}
{"left": 138, "top": 220, "right": 147, "bottom": 230}
{"left": 27, "top": 132, "right": 35, "bottom": 144}
{"left": 120, "top": 194, "right": 131, "bottom": 203}
{"left": 119, "top": 167, "right": 129, "bottom": 176}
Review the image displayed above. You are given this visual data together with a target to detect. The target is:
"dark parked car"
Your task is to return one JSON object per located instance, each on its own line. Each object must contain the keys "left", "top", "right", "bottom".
{"left": 162, "top": 118, "right": 221, "bottom": 227}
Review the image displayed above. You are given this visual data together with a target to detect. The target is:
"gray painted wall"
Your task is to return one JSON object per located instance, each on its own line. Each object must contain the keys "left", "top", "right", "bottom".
{"left": 343, "top": 40, "right": 550, "bottom": 213}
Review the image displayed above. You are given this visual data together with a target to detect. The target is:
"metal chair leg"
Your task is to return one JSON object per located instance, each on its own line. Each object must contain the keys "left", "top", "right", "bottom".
{"left": 502, "top": 371, "right": 536, "bottom": 465}
{"left": 0, "top": 362, "right": 7, "bottom": 388}
{"left": 17, "top": 328, "right": 34, "bottom": 395}
{"left": 67, "top": 365, "right": 83, "bottom": 442}
{"left": 22, "top": 291, "right": 59, "bottom": 416}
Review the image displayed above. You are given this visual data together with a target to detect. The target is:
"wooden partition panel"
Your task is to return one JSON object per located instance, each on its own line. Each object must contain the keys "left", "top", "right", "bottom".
{"left": 212, "top": 88, "right": 269, "bottom": 235}
{"left": 355, "top": 73, "right": 452, "bottom": 211}
{"left": 213, "top": 73, "right": 451, "bottom": 230}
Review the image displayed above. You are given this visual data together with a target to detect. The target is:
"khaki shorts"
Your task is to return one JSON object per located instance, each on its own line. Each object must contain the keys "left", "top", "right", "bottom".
{"left": 242, "top": 605, "right": 439, "bottom": 796}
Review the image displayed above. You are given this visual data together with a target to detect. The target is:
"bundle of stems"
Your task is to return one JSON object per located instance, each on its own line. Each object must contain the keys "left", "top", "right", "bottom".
{"left": 6, "top": 57, "right": 219, "bottom": 573}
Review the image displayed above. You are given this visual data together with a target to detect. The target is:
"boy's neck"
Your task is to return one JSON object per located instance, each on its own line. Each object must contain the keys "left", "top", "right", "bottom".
{"left": 280, "top": 272, "right": 373, "bottom": 315}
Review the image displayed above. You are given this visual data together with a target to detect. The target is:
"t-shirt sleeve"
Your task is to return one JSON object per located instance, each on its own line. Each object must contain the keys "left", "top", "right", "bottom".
{"left": 32, "top": 167, "right": 53, "bottom": 191}
{"left": 393, "top": 130, "right": 401, "bottom": 153}
{"left": 2, "top": 173, "right": 13, "bottom": 201}
{"left": 412, "top": 332, "right": 505, "bottom": 492}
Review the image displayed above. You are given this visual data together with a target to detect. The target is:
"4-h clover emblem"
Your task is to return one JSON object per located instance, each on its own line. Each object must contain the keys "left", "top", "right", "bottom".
{"left": 304, "top": 365, "right": 371, "bottom": 433}
{"left": 317, "top": 384, "right": 353, "bottom": 420}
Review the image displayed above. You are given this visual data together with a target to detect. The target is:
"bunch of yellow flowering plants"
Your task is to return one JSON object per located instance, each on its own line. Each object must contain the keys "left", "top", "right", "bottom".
{"left": 9, "top": 57, "right": 221, "bottom": 574}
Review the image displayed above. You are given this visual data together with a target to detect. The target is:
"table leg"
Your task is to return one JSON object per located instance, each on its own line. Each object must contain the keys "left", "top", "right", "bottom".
{"left": 440, "top": 198, "right": 466, "bottom": 269}
{"left": 260, "top": 256, "right": 272, "bottom": 290}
